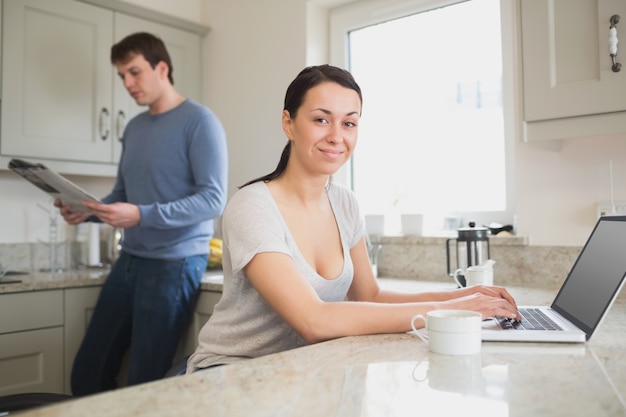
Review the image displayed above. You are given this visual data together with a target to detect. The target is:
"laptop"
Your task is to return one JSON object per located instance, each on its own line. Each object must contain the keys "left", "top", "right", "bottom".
{"left": 482, "top": 215, "right": 626, "bottom": 343}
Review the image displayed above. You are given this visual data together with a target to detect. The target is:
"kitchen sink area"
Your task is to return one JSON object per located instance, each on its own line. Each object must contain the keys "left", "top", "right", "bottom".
{"left": 0, "top": 269, "right": 29, "bottom": 284}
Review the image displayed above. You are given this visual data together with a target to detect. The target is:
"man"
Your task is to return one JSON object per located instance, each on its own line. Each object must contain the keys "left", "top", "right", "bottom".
{"left": 55, "top": 32, "right": 228, "bottom": 395}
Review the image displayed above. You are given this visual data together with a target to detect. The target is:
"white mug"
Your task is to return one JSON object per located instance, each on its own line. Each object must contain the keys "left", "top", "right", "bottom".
{"left": 454, "top": 264, "right": 494, "bottom": 287}
{"left": 411, "top": 310, "right": 482, "bottom": 355}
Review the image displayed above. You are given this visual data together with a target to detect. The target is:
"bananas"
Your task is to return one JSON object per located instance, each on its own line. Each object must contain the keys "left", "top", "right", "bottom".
{"left": 208, "top": 238, "right": 223, "bottom": 268}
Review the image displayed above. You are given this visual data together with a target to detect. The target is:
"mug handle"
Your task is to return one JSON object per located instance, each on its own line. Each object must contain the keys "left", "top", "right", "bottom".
{"left": 411, "top": 314, "right": 429, "bottom": 343}
{"left": 453, "top": 268, "right": 465, "bottom": 287}
{"left": 412, "top": 360, "right": 428, "bottom": 382}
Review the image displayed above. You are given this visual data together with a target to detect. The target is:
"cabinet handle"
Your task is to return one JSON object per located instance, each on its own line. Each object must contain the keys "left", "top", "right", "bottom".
{"left": 610, "top": 15, "right": 621, "bottom": 73}
{"left": 116, "top": 110, "right": 126, "bottom": 142}
{"left": 99, "top": 107, "right": 110, "bottom": 140}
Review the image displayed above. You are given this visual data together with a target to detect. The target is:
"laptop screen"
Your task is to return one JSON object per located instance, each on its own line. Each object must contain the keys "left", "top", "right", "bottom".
{"left": 552, "top": 216, "right": 626, "bottom": 337}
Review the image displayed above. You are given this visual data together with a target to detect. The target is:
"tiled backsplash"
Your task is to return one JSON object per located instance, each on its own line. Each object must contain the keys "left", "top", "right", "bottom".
{"left": 0, "top": 241, "right": 114, "bottom": 272}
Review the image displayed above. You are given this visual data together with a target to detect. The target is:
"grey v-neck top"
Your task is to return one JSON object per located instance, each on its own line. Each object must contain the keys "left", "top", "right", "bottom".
{"left": 187, "top": 181, "right": 365, "bottom": 372}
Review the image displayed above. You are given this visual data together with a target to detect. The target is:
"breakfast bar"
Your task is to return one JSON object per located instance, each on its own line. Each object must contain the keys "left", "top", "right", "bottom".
{"left": 11, "top": 279, "right": 626, "bottom": 417}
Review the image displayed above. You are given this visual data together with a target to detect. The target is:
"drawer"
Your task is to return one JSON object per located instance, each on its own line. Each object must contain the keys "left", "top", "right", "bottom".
{"left": 0, "top": 327, "right": 64, "bottom": 395}
{"left": 0, "top": 290, "right": 64, "bottom": 334}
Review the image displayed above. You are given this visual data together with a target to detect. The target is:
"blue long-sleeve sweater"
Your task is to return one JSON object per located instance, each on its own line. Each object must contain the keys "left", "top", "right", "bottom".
{"left": 102, "top": 99, "right": 228, "bottom": 260}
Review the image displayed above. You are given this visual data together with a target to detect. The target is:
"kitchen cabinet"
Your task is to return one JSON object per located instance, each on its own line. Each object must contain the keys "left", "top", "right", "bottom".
{"left": 63, "top": 286, "right": 100, "bottom": 394}
{"left": 178, "top": 290, "right": 222, "bottom": 358}
{"left": 0, "top": 291, "right": 64, "bottom": 395}
{"left": 0, "top": 283, "right": 220, "bottom": 395}
{"left": 0, "top": 0, "right": 204, "bottom": 176}
{"left": 520, "top": 0, "right": 626, "bottom": 142}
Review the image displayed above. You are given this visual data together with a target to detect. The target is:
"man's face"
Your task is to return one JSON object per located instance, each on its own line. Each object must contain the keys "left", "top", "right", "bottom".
{"left": 115, "top": 53, "right": 167, "bottom": 107}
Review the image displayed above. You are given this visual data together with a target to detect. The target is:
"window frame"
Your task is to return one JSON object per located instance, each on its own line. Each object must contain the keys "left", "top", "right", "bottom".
{"left": 328, "top": 0, "right": 521, "bottom": 232}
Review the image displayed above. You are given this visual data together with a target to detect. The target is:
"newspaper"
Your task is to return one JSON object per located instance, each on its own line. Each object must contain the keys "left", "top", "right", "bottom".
{"left": 8, "top": 159, "right": 101, "bottom": 214}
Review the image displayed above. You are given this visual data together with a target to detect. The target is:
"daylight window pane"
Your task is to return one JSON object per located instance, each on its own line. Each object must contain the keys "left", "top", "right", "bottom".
{"left": 349, "top": 0, "right": 505, "bottom": 227}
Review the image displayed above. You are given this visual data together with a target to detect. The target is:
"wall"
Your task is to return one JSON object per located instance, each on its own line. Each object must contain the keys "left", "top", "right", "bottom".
{"left": 201, "top": 0, "right": 311, "bottom": 196}
{"left": 516, "top": 135, "right": 626, "bottom": 246}
{"left": 0, "top": 171, "right": 115, "bottom": 244}
{"left": 0, "top": 0, "right": 624, "bottom": 247}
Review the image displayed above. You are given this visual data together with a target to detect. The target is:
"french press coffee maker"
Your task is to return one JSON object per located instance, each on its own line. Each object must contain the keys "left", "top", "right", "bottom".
{"left": 446, "top": 222, "right": 490, "bottom": 286}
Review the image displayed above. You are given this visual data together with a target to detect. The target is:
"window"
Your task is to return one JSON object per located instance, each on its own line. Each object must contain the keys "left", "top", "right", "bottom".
{"left": 330, "top": 0, "right": 516, "bottom": 234}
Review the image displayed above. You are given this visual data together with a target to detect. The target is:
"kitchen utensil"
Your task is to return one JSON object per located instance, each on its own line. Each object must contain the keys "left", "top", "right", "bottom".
{"left": 453, "top": 259, "right": 495, "bottom": 287}
{"left": 446, "top": 222, "right": 490, "bottom": 286}
{"left": 106, "top": 228, "right": 122, "bottom": 264}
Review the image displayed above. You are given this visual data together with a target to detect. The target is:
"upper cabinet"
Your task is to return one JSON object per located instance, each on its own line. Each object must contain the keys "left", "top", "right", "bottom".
{"left": 520, "top": 0, "right": 626, "bottom": 142}
{"left": 0, "top": 0, "right": 206, "bottom": 176}
{"left": 1, "top": 0, "right": 115, "bottom": 168}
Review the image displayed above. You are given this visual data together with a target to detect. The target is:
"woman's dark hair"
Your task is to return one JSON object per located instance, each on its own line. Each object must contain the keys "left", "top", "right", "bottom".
{"left": 240, "top": 64, "right": 362, "bottom": 188}
{"left": 111, "top": 32, "right": 174, "bottom": 85}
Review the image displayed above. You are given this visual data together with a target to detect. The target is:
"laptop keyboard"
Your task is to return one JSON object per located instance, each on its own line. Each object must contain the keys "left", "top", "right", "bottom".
{"left": 497, "top": 308, "right": 563, "bottom": 331}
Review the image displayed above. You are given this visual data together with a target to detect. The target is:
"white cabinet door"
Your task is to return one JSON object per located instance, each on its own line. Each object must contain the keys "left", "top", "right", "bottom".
{"left": 521, "top": 0, "right": 626, "bottom": 141}
{"left": 1, "top": 0, "right": 204, "bottom": 172}
{"left": 1, "top": 0, "right": 115, "bottom": 162}
{"left": 522, "top": 0, "right": 626, "bottom": 121}
{"left": 62, "top": 286, "right": 217, "bottom": 387}
{"left": 0, "top": 328, "right": 64, "bottom": 395}
{"left": 0, "top": 290, "right": 64, "bottom": 395}
{"left": 63, "top": 286, "right": 101, "bottom": 394}
{"left": 177, "top": 290, "right": 221, "bottom": 359}
{"left": 111, "top": 14, "right": 202, "bottom": 162}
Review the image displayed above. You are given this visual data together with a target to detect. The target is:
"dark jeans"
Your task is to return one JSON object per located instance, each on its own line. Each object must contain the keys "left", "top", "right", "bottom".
{"left": 70, "top": 251, "right": 207, "bottom": 396}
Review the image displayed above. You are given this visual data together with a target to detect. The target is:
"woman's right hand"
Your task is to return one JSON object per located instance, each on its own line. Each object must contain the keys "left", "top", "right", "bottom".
{"left": 442, "top": 290, "right": 520, "bottom": 321}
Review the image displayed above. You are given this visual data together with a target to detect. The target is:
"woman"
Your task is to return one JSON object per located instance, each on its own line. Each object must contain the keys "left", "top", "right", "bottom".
{"left": 186, "top": 65, "right": 520, "bottom": 372}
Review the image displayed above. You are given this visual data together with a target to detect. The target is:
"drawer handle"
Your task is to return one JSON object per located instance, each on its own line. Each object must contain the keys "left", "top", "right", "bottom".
{"left": 610, "top": 15, "right": 621, "bottom": 73}
{"left": 99, "top": 107, "right": 110, "bottom": 140}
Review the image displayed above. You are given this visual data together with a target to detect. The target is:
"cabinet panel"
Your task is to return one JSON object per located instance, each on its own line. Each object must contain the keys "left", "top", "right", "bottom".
{"left": 0, "top": 285, "right": 218, "bottom": 394}
{"left": 63, "top": 286, "right": 100, "bottom": 394}
{"left": 1, "top": 0, "right": 115, "bottom": 162}
{"left": 178, "top": 290, "right": 221, "bottom": 358}
{"left": 0, "top": 327, "right": 64, "bottom": 395}
{"left": 1, "top": 0, "right": 204, "bottom": 174}
{"left": 521, "top": 0, "right": 626, "bottom": 122}
{"left": 0, "top": 290, "right": 63, "bottom": 334}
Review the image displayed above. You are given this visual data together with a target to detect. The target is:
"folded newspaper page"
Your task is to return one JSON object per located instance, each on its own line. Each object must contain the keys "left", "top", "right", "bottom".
{"left": 8, "top": 159, "right": 101, "bottom": 214}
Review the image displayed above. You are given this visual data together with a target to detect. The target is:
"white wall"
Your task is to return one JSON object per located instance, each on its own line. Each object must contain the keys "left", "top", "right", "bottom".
{"left": 516, "top": 134, "right": 626, "bottom": 246}
{"left": 201, "top": 0, "right": 310, "bottom": 195}
{"left": 1, "top": 0, "right": 624, "bottom": 246}
{"left": 0, "top": 171, "right": 116, "bottom": 244}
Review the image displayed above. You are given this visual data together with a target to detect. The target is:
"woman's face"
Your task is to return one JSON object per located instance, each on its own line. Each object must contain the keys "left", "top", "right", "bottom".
{"left": 282, "top": 81, "right": 361, "bottom": 177}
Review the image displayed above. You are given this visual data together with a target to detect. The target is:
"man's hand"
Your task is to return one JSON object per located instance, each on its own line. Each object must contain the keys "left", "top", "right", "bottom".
{"left": 54, "top": 199, "right": 90, "bottom": 225}
{"left": 82, "top": 201, "right": 140, "bottom": 228}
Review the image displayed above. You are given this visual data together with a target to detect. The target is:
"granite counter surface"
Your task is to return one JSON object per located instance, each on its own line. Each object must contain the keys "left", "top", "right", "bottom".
{"left": 0, "top": 269, "right": 224, "bottom": 294}
{"left": 14, "top": 281, "right": 626, "bottom": 417}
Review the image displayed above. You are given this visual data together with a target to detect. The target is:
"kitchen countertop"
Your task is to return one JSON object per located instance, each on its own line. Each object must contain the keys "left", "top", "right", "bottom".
{"left": 0, "top": 269, "right": 224, "bottom": 294}
{"left": 14, "top": 280, "right": 626, "bottom": 417}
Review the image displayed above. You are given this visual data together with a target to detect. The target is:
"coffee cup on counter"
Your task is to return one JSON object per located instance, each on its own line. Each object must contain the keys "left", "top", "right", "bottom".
{"left": 411, "top": 310, "right": 482, "bottom": 355}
